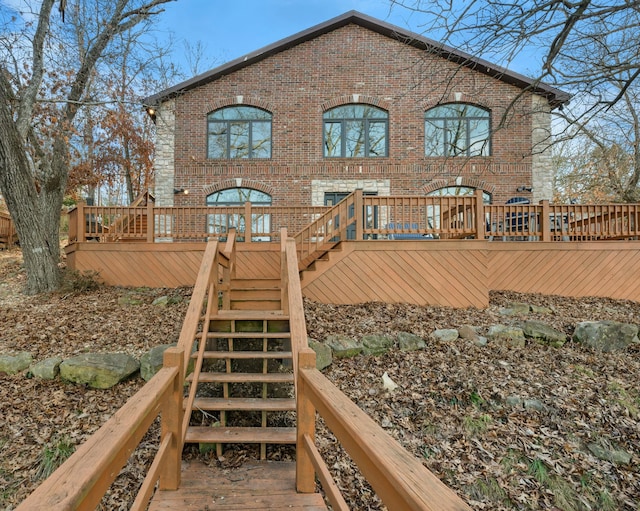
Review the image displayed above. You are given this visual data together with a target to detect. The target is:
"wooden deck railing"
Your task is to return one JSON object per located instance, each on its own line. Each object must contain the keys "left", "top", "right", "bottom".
{"left": 0, "top": 211, "right": 17, "bottom": 248}
{"left": 67, "top": 193, "right": 640, "bottom": 248}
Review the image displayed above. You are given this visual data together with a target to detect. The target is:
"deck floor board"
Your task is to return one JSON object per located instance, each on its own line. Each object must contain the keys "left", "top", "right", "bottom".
{"left": 148, "top": 460, "right": 327, "bottom": 510}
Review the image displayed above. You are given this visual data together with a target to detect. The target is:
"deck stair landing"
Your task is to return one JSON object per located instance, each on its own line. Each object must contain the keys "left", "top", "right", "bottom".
{"left": 183, "top": 277, "right": 296, "bottom": 460}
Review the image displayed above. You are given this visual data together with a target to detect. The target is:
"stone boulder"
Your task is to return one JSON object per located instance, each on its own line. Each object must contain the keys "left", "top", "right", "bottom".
{"left": 60, "top": 353, "right": 140, "bottom": 389}
{"left": 0, "top": 352, "right": 32, "bottom": 375}
{"left": 361, "top": 334, "right": 393, "bottom": 355}
{"left": 140, "top": 344, "right": 176, "bottom": 381}
{"left": 573, "top": 321, "right": 639, "bottom": 352}
{"left": 325, "top": 335, "right": 363, "bottom": 359}
{"left": 29, "top": 357, "right": 63, "bottom": 380}
{"left": 498, "top": 302, "right": 530, "bottom": 316}
{"left": 309, "top": 340, "right": 332, "bottom": 370}
{"left": 431, "top": 329, "right": 459, "bottom": 342}
{"left": 487, "top": 325, "right": 526, "bottom": 347}
{"left": 522, "top": 320, "right": 567, "bottom": 348}
{"left": 397, "top": 332, "right": 426, "bottom": 352}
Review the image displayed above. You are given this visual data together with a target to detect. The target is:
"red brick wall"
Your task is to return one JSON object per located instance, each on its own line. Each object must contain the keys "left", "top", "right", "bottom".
{"left": 170, "top": 23, "right": 539, "bottom": 207}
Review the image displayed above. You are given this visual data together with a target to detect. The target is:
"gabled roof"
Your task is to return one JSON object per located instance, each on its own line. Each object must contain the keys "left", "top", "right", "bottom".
{"left": 144, "top": 10, "right": 570, "bottom": 108}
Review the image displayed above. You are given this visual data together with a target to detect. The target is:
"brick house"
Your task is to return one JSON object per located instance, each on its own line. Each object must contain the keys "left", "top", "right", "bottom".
{"left": 145, "top": 10, "right": 569, "bottom": 224}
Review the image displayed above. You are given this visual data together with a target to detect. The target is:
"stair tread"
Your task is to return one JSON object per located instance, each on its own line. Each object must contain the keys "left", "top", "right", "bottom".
{"left": 212, "top": 310, "right": 289, "bottom": 320}
{"left": 187, "top": 372, "right": 294, "bottom": 383}
{"left": 207, "top": 331, "right": 291, "bottom": 338}
{"left": 185, "top": 426, "right": 296, "bottom": 444}
{"left": 191, "top": 397, "right": 296, "bottom": 411}
{"left": 231, "top": 279, "right": 281, "bottom": 289}
{"left": 193, "top": 350, "right": 292, "bottom": 360}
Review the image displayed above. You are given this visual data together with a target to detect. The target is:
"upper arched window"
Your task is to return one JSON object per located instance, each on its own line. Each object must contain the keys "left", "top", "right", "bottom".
{"left": 427, "top": 186, "right": 492, "bottom": 203}
{"left": 206, "top": 188, "right": 272, "bottom": 206}
{"left": 425, "top": 104, "right": 490, "bottom": 157}
{"left": 323, "top": 104, "right": 388, "bottom": 158}
{"left": 207, "top": 106, "right": 272, "bottom": 159}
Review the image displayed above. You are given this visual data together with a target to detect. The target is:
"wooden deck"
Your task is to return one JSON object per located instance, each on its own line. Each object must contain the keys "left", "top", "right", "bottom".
{"left": 148, "top": 461, "right": 327, "bottom": 510}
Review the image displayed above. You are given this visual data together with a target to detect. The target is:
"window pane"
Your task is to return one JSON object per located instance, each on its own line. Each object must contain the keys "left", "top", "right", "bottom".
{"left": 251, "top": 121, "right": 271, "bottom": 158}
{"left": 324, "top": 121, "right": 342, "bottom": 157}
{"left": 345, "top": 120, "right": 365, "bottom": 157}
{"left": 229, "top": 122, "right": 250, "bottom": 158}
{"left": 207, "top": 122, "right": 227, "bottom": 158}
{"left": 446, "top": 121, "right": 467, "bottom": 156}
{"left": 468, "top": 119, "right": 490, "bottom": 156}
{"left": 425, "top": 119, "right": 445, "bottom": 156}
{"left": 207, "top": 188, "right": 272, "bottom": 206}
{"left": 368, "top": 121, "right": 387, "bottom": 156}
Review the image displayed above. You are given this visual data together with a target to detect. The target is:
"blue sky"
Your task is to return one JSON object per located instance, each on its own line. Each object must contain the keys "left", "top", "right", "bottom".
{"left": 153, "top": 0, "right": 462, "bottom": 75}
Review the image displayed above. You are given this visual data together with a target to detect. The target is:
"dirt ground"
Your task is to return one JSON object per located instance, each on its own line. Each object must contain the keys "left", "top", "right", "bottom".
{"left": 0, "top": 246, "right": 638, "bottom": 510}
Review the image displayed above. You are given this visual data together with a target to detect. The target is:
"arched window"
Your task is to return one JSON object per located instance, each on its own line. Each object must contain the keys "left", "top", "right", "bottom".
{"left": 427, "top": 186, "right": 492, "bottom": 203}
{"left": 206, "top": 188, "right": 272, "bottom": 241}
{"left": 425, "top": 104, "right": 490, "bottom": 157}
{"left": 323, "top": 104, "right": 388, "bottom": 158}
{"left": 207, "top": 106, "right": 272, "bottom": 159}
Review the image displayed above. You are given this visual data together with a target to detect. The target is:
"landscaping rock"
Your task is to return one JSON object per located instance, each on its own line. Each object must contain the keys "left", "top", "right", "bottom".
{"left": 587, "top": 443, "right": 632, "bottom": 465}
{"left": 474, "top": 336, "right": 488, "bottom": 347}
{"left": 487, "top": 325, "right": 526, "bottom": 347}
{"left": 325, "top": 335, "right": 362, "bottom": 358}
{"left": 118, "top": 295, "right": 142, "bottom": 306}
{"left": 458, "top": 324, "right": 479, "bottom": 340}
{"left": 140, "top": 344, "right": 176, "bottom": 381}
{"left": 522, "top": 320, "right": 567, "bottom": 348}
{"left": 573, "top": 321, "right": 639, "bottom": 352}
{"left": 0, "top": 352, "right": 32, "bottom": 375}
{"left": 432, "top": 328, "right": 459, "bottom": 342}
{"left": 498, "top": 302, "right": 530, "bottom": 316}
{"left": 309, "top": 340, "right": 332, "bottom": 370}
{"left": 152, "top": 295, "right": 170, "bottom": 306}
{"left": 397, "top": 332, "right": 426, "bottom": 351}
{"left": 60, "top": 353, "right": 140, "bottom": 389}
{"left": 29, "top": 356, "right": 63, "bottom": 380}
{"left": 531, "top": 304, "right": 553, "bottom": 314}
{"left": 361, "top": 334, "right": 394, "bottom": 355}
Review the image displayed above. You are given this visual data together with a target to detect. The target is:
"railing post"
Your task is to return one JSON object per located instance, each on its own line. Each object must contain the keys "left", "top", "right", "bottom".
{"left": 296, "top": 348, "right": 317, "bottom": 493}
{"left": 77, "top": 201, "right": 86, "bottom": 243}
{"left": 540, "top": 200, "right": 551, "bottom": 242}
{"left": 146, "top": 200, "right": 154, "bottom": 243}
{"left": 474, "top": 190, "right": 485, "bottom": 239}
{"left": 160, "top": 347, "right": 184, "bottom": 491}
{"left": 354, "top": 189, "right": 364, "bottom": 240}
{"left": 281, "top": 228, "right": 289, "bottom": 314}
{"left": 244, "top": 201, "right": 252, "bottom": 243}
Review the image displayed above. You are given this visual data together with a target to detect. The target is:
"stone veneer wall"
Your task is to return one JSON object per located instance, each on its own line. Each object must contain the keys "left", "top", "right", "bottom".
{"left": 154, "top": 99, "right": 175, "bottom": 207}
{"left": 531, "top": 95, "right": 554, "bottom": 202}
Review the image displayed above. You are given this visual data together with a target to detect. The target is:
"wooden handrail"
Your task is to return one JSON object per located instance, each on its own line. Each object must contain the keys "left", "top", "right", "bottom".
{"left": 296, "top": 347, "right": 471, "bottom": 511}
{"left": 16, "top": 347, "right": 184, "bottom": 511}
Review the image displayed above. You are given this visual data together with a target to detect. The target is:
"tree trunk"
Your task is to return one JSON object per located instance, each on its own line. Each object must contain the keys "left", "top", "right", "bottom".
{"left": 0, "top": 88, "right": 61, "bottom": 294}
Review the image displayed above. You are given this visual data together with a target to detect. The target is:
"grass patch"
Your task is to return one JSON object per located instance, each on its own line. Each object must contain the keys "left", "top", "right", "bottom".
{"left": 467, "top": 477, "right": 511, "bottom": 506}
{"left": 34, "top": 437, "right": 75, "bottom": 481}
{"left": 463, "top": 413, "right": 492, "bottom": 435}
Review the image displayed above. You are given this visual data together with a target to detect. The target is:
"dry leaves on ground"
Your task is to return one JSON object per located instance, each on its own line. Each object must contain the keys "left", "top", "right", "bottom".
{"left": 1, "top": 247, "right": 639, "bottom": 510}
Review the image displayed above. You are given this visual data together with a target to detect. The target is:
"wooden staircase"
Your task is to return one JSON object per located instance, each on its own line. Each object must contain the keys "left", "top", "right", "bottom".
{"left": 183, "top": 276, "right": 297, "bottom": 459}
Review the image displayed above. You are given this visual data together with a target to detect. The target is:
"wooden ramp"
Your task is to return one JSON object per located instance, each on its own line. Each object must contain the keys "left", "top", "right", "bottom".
{"left": 148, "top": 460, "right": 327, "bottom": 510}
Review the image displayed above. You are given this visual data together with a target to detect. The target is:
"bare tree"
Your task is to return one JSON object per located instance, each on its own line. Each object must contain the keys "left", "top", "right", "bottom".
{"left": 390, "top": 1, "right": 640, "bottom": 201}
{"left": 0, "top": 0, "right": 174, "bottom": 293}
